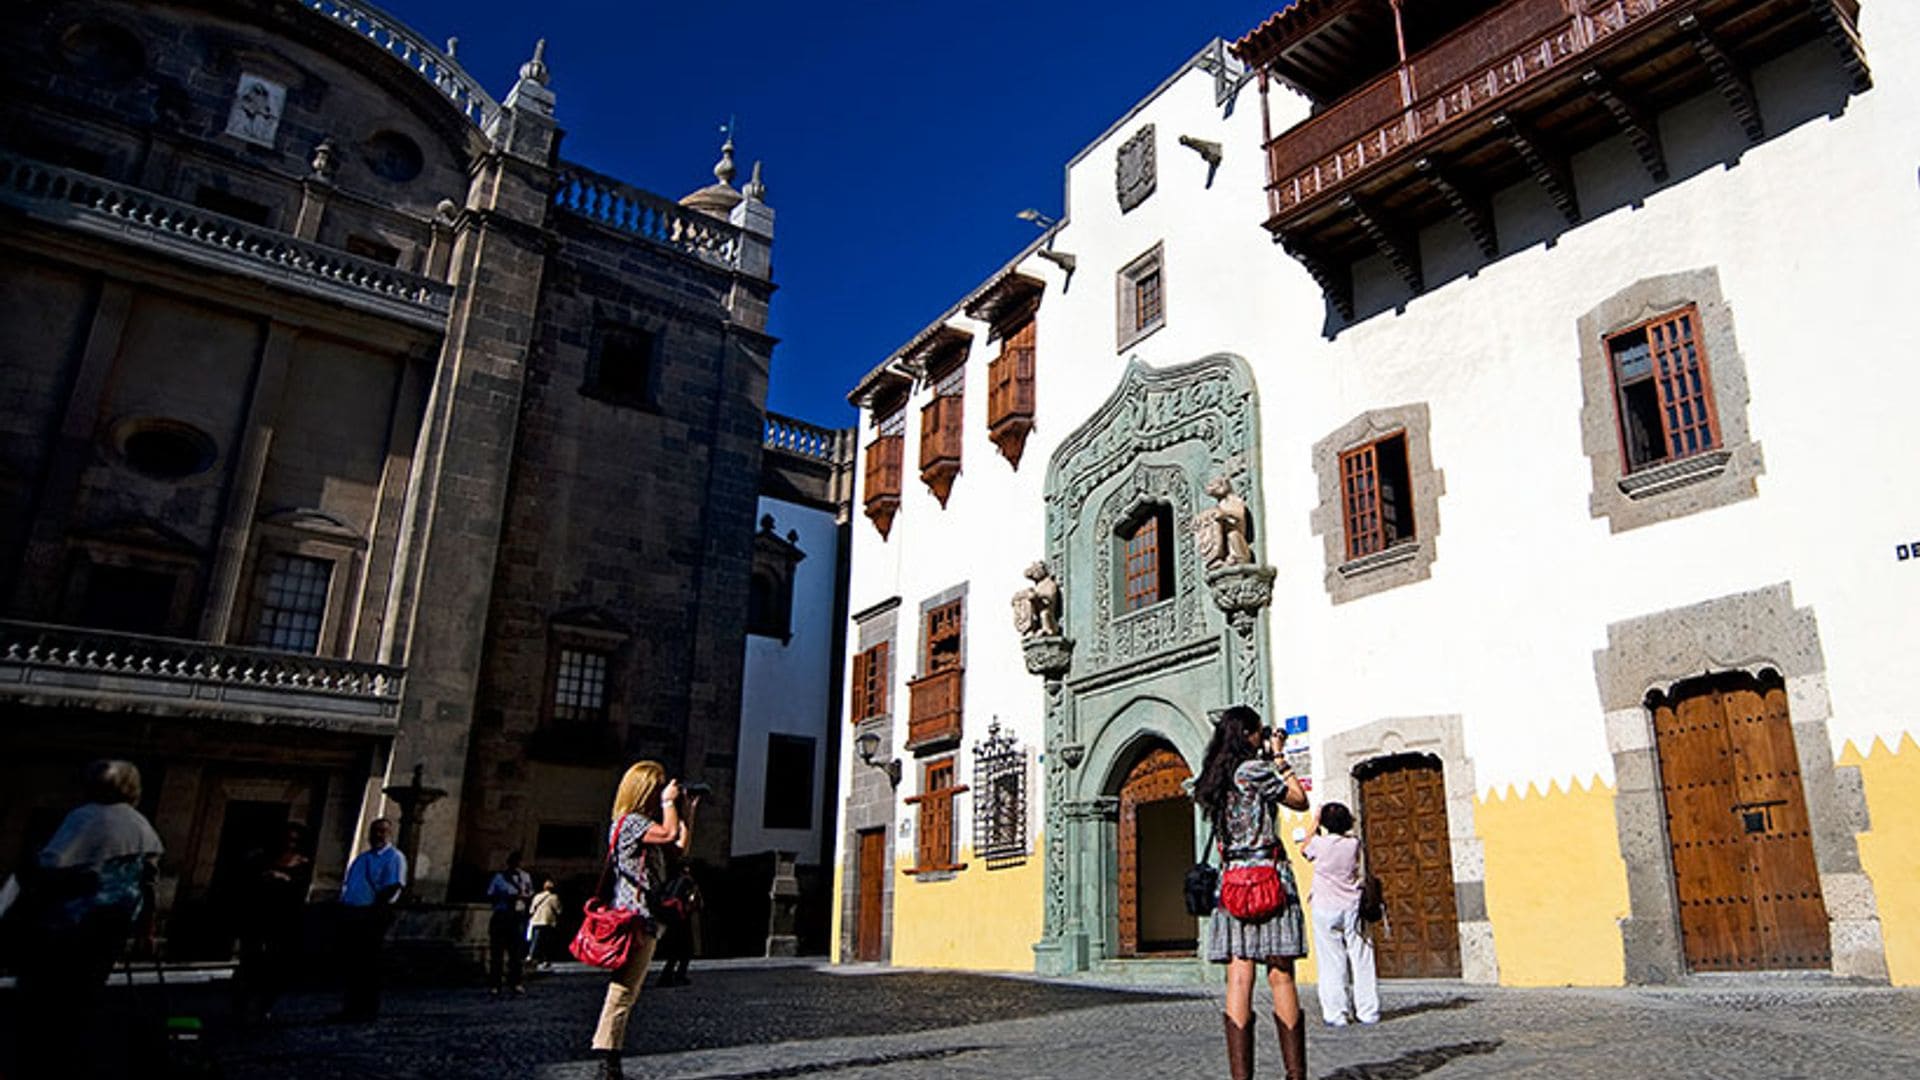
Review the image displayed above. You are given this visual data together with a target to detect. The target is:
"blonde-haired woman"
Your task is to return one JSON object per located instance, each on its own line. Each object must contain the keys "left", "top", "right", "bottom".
{"left": 590, "top": 761, "right": 695, "bottom": 1079}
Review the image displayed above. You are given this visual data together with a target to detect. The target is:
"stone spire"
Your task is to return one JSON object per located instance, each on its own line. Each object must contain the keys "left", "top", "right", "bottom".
{"left": 743, "top": 160, "right": 767, "bottom": 201}
{"left": 518, "top": 38, "right": 550, "bottom": 87}
{"left": 496, "top": 38, "right": 556, "bottom": 160}
{"left": 680, "top": 132, "right": 744, "bottom": 219}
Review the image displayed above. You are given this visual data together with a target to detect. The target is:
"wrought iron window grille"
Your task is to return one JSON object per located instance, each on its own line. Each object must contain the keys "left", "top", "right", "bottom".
{"left": 972, "top": 718, "right": 1029, "bottom": 869}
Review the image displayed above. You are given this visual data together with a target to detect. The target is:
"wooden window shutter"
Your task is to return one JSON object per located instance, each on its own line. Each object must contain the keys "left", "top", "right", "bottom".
{"left": 850, "top": 649, "right": 870, "bottom": 723}
{"left": 1648, "top": 307, "right": 1719, "bottom": 460}
{"left": 871, "top": 641, "right": 889, "bottom": 716}
{"left": 1340, "top": 442, "right": 1383, "bottom": 560}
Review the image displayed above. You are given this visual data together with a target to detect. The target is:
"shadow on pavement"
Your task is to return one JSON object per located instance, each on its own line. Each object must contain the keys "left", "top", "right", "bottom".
{"left": 700, "top": 1044, "right": 990, "bottom": 1079}
{"left": 1377, "top": 996, "right": 1475, "bottom": 1022}
{"left": 1320, "top": 1038, "right": 1503, "bottom": 1080}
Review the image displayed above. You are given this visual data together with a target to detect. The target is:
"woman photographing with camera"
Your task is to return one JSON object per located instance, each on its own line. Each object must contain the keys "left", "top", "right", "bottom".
{"left": 583, "top": 761, "right": 698, "bottom": 1079}
{"left": 1194, "top": 705, "right": 1311, "bottom": 1080}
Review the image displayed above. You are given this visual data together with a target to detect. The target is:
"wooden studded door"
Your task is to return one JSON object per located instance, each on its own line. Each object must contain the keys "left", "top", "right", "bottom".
{"left": 1653, "top": 671, "right": 1830, "bottom": 972}
{"left": 1117, "top": 747, "right": 1195, "bottom": 957}
{"left": 855, "top": 828, "right": 886, "bottom": 962}
{"left": 1360, "top": 756, "right": 1462, "bottom": 978}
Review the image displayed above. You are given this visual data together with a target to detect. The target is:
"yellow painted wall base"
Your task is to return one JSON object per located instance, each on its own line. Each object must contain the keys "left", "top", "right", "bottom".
{"left": 891, "top": 839, "right": 1046, "bottom": 971}
{"left": 1841, "top": 734, "right": 1920, "bottom": 986}
{"left": 828, "top": 858, "right": 845, "bottom": 964}
{"left": 1477, "top": 776, "right": 1630, "bottom": 987}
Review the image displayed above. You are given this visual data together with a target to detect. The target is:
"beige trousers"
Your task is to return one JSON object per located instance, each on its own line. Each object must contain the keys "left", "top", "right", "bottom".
{"left": 591, "top": 932, "right": 659, "bottom": 1051}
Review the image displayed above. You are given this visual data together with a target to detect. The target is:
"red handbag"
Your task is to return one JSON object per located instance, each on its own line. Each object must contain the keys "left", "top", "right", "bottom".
{"left": 569, "top": 827, "right": 642, "bottom": 969}
{"left": 1219, "top": 864, "right": 1284, "bottom": 921}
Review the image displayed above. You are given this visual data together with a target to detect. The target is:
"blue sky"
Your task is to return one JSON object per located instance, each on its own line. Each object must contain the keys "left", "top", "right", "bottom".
{"left": 386, "top": 1, "right": 1285, "bottom": 426}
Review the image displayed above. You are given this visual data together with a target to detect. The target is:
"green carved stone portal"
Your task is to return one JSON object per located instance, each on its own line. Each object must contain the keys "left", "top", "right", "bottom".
{"left": 1031, "top": 354, "right": 1270, "bottom": 975}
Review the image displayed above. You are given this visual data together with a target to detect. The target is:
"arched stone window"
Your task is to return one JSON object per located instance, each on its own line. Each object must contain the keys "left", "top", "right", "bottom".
{"left": 748, "top": 514, "right": 805, "bottom": 643}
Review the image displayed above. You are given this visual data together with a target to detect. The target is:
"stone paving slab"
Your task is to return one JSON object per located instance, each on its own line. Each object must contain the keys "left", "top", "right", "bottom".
{"left": 12, "top": 961, "right": 1918, "bottom": 1078}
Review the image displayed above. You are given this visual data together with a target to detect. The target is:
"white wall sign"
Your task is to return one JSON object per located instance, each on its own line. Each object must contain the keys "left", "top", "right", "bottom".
{"left": 225, "top": 73, "right": 286, "bottom": 147}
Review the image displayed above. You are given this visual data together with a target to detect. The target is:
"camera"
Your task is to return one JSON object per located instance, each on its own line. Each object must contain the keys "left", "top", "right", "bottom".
{"left": 681, "top": 781, "right": 712, "bottom": 800}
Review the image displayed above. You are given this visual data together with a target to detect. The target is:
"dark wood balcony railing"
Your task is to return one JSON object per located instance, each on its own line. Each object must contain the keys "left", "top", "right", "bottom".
{"left": 1253, "top": 0, "right": 1868, "bottom": 312}
{"left": 907, "top": 666, "right": 964, "bottom": 751}
{"left": 919, "top": 395, "right": 964, "bottom": 506}
{"left": 863, "top": 434, "right": 904, "bottom": 537}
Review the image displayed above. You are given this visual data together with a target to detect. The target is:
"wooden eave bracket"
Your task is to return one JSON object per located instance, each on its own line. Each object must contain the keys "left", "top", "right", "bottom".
{"left": 1492, "top": 113, "right": 1580, "bottom": 226}
{"left": 1679, "top": 14, "right": 1764, "bottom": 145}
{"left": 1278, "top": 232, "right": 1354, "bottom": 322}
{"left": 1581, "top": 69, "right": 1669, "bottom": 183}
{"left": 1807, "top": 0, "right": 1872, "bottom": 93}
{"left": 1414, "top": 156, "right": 1497, "bottom": 260}
{"left": 963, "top": 271, "right": 1044, "bottom": 331}
{"left": 1339, "top": 193, "right": 1423, "bottom": 296}
{"left": 904, "top": 324, "right": 974, "bottom": 384}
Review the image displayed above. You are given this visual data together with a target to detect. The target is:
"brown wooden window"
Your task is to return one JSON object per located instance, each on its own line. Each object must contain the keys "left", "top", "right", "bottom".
{"left": 1339, "top": 433, "right": 1414, "bottom": 561}
{"left": 850, "top": 641, "right": 890, "bottom": 723}
{"left": 1134, "top": 269, "right": 1163, "bottom": 331}
{"left": 552, "top": 647, "right": 610, "bottom": 723}
{"left": 924, "top": 600, "right": 962, "bottom": 673}
{"left": 907, "top": 600, "right": 964, "bottom": 751}
{"left": 1119, "top": 506, "right": 1175, "bottom": 612}
{"left": 1116, "top": 243, "right": 1166, "bottom": 349}
{"left": 905, "top": 757, "right": 967, "bottom": 874}
{"left": 986, "top": 320, "right": 1036, "bottom": 430}
{"left": 1608, "top": 305, "right": 1720, "bottom": 472}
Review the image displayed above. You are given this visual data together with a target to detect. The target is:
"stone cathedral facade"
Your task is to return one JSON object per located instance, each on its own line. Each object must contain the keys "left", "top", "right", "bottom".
{"left": 833, "top": 0, "right": 1920, "bottom": 988}
{"left": 0, "top": 0, "right": 795, "bottom": 958}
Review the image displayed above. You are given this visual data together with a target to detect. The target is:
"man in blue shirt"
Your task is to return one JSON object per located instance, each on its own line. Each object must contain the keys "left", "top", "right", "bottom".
{"left": 336, "top": 818, "right": 406, "bottom": 1020}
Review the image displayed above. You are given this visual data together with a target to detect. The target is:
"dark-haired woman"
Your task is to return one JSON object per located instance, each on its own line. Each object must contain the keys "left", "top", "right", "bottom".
{"left": 1304, "top": 801, "right": 1378, "bottom": 1026}
{"left": 1194, "top": 706, "right": 1310, "bottom": 1080}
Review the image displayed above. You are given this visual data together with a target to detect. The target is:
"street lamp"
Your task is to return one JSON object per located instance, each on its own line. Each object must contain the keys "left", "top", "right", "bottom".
{"left": 1016, "top": 208, "right": 1057, "bottom": 229}
{"left": 854, "top": 730, "right": 900, "bottom": 787}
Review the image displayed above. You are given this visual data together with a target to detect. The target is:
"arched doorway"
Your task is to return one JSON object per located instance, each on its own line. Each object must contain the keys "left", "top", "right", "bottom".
{"left": 1116, "top": 745, "right": 1196, "bottom": 957}
{"left": 1651, "top": 669, "right": 1829, "bottom": 972}
{"left": 1357, "top": 752, "right": 1461, "bottom": 978}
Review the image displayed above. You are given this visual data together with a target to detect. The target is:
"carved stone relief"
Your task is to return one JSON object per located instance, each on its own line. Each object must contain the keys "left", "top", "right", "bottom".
{"left": 1116, "top": 124, "right": 1157, "bottom": 213}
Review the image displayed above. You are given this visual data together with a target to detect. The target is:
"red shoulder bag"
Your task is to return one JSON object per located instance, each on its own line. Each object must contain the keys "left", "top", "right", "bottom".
{"left": 569, "top": 822, "right": 643, "bottom": 969}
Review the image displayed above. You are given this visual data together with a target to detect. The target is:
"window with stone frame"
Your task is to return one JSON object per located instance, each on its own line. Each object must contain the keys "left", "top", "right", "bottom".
{"left": 1338, "top": 432, "right": 1415, "bottom": 561}
{"left": 551, "top": 647, "right": 610, "bottom": 724}
{"left": 584, "top": 324, "right": 658, "bottom": 407}
{"left": 251, "top": 553, "right": 333, "bottom": 653}
{"left": 906, "top": 756, "right": 966, "bottom": 875}
{"left": 1115, "top": 242, "right": 1166, "bottom": 351}
{"left": 923, "top": 599, "right": 962, "bottom": 675}
{"left": 850, "top": 641, "right": 890, "bottom": 723}
{"left": 1119, "top": 504, "right": 1175, "bottom": 612}
{"left": 1606, "top": 306, "right": 1720, "bottom": 474}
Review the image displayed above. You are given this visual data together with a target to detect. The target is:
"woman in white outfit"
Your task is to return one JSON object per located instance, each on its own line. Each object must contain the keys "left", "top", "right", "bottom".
{"left": 1301, "top": 801, "right": 1379, "bottom": 1026}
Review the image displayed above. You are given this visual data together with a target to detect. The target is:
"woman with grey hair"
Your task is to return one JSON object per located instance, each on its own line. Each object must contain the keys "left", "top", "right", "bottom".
{"left": 11, "top": 759, "right": 164, "bottom": 1077}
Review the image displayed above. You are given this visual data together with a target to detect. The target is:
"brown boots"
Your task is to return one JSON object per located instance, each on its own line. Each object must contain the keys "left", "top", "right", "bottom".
{"left": 1223, "top": 1014, "right": 1255, "bottom": 1080}
{"left": 1273, "top": 1012, "right": 1308, "bottom": 1080}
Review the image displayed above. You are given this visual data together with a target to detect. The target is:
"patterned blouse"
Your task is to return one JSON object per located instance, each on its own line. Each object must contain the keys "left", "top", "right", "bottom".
{"left": 609, "top": 813, "right": 667, "bottom": 924}
{"left": 1217, "top": 758, "right": 1294, "bottom": 867}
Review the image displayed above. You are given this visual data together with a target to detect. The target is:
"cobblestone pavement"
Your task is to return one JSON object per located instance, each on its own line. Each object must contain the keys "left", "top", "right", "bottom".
{"left": 19, "top": 960, "right": 1920, "bottom": 1079}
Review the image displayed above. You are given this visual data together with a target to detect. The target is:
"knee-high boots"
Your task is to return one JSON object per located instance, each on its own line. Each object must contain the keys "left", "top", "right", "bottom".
{"left": 1273, "top": 1012, "right": 1307, "bottom": 1080}
{"left": 1223, "top": 1014, "right": 1255, "bottom": 1080}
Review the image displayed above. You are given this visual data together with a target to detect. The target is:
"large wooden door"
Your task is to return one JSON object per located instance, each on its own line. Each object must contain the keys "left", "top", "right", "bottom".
{"left": 855, "top": 828, "right": 886, "bottom": 962}
{"left": 1654, "top": 672, "right": 1829, "bottom": 972}
{"left": 1117, "top": 747, "right": 1195, "bottom": 957}
{"left": 1360, "top": 757, "right": 1461, "bottom": 978}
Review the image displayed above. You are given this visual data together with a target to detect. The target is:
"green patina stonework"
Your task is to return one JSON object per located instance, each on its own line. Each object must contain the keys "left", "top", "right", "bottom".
{"left": 1032, "top": 353, "right": 1269, "bottom": 975}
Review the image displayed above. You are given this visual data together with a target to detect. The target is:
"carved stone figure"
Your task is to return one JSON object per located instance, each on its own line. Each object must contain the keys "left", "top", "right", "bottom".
{"left": 224, "top": 73, "right": 286, "bottom": 148}
{"left": 1191, "top": 475, "right": 1252, "bottom": 568}
{"left": 1011, "top": 561, "right": 1061, "bottom": 637}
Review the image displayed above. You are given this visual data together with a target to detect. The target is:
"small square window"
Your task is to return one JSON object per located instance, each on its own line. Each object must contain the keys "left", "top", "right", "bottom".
{"left": 1607, "top": 306, "right": 1719, "bottom": 473}
{"left": 1339, "top": 433, "right": 1414, "bottom": 561}
{"left": 252, "top": 554, "right": 332, "bottom": 653}
{"left": 552, "top": 648, "right": 610, "bottom": 723}
{"left": 585, "top": 326, "right": 657, "bottom": 407}
{"left": 1116, "top": 243, "right": 1166, "bottom": 351}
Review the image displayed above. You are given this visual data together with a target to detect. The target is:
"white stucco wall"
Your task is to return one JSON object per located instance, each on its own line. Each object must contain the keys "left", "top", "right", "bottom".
{"left": 839, "top": 0, "right": 1920, "bottom": 864}
{"left": 734, "top": 495, "right": 841, "bottom": 864}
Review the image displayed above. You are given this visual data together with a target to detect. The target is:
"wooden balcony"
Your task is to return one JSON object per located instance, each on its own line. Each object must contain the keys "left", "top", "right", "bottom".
{"left": 907, "top": 666, "right": 964, "bottom": 752}
{"left": 863, "top": 434, "right": 903, "bottom": 538}
{"left": 1249, "top": 0, "right": 1868, "bottom": 316}
{"left": 987, "top": 343, "right": 1036, "bottom": 469}
{"left": 919, "top": 395, "right": 964, "bottom": 507}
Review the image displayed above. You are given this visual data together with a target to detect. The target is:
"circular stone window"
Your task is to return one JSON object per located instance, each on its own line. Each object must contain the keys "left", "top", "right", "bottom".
{"left": 58, "top": 21, "right": 146, "bottom": 84}
{"left": 364, "top": 130, "right": 425, "bottom": 183}
{"left": 115, "top": 419, "right": 217, "bottom": 480}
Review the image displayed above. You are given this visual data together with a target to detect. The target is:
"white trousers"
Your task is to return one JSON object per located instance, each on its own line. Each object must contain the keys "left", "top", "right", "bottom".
{"left": 1311, "top": 904, "right": 1379, "bottom": 1023}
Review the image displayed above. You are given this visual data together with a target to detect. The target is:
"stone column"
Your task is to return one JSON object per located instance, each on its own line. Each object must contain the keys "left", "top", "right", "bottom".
{"left": 1023, "top": 634, "right": 1079, "bottom": 975}
{"left": 374, "top": 49, "right": 558, "bottom": 899}
{"left": 1206, "top": 564, "right": 1277, "bottom": 712}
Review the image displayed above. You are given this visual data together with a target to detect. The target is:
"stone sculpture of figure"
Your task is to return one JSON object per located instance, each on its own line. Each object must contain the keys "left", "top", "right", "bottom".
{"left": 1011, "top": 561, "right": 1061, "bottom": 637}
{"left": 1192, "top": 475, "right": 1253, "bottom": 569}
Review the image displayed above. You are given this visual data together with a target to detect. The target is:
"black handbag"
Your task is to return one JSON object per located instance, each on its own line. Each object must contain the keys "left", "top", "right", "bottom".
{"left": 1184, "top": 823, "right": 1220, "bottom": 917}
{"left": 1357, "top": 829, "right": 1386, "bottom": 924}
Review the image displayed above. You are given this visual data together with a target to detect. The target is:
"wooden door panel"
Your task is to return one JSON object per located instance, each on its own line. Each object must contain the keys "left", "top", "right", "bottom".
{"left": 1118, "top": 748, "right": 1193, "bottom": 958}
{"left": 1362, "top": 759, "right": 1461, "bottom": 979}
{"left": 856, "top": 829, "right": 885, "bottom": 962}
{"left": 1655, "top": 676, "right": 1829, "bottom": 972}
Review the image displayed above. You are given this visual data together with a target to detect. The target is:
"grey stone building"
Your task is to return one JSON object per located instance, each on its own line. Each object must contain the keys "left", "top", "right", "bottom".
{"left": 0, "top": 0, "right": 785, "bottom": 958}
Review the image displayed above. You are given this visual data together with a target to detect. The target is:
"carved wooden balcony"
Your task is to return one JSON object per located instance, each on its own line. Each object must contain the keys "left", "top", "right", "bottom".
{"left": 987, "top": 342, "right": 1036, "bottom": 470}
{"left": 0, "top": 619, "right": 404, "bottom": 733}
{"left": 906, "top": 666, "right": 964, "bottom": 752}
{"left": 919, "top": 395, "right": 965, "bottom": 507}
{"left": 863, "top": 434, "right": 904, "bottom": 538}
{"left": 1241, "top": 0, "right": 1868, "bottom": 316}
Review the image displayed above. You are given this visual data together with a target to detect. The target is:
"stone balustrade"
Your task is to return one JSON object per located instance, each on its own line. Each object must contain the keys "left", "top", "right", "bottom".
{"left": 0, "top": 154, "right": 455, "bottom": 327}
{"left": 553, "top": 163, "right": 743, "bottom": 268}
{"left": 0, "top": 620, "right": 405, "bottom": 732}
{"left": 299, "top": 0, "right": 500, "bottom": 130}
{"left": 764, "top": 413, "right": 851, "bottom": 463}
